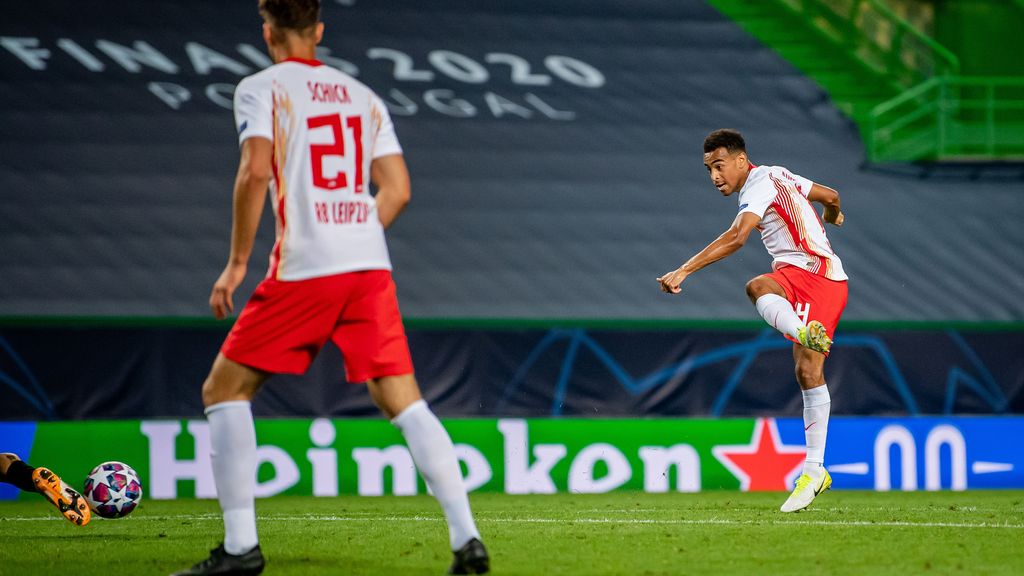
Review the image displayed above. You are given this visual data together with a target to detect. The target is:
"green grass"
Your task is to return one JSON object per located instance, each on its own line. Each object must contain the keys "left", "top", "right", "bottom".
{"left": 2, "top": 491, "right": 1023, "bottom": 575}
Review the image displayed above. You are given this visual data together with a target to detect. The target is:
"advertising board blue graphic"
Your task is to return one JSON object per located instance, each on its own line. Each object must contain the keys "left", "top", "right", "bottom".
{"left": 783, "top": 417, "right": 1024, "bottom": 490}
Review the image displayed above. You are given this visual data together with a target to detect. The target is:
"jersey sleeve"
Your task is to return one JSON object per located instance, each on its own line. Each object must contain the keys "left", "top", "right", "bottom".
{"left": 233, "top": 76, "right": 273, "bottom": 145}
{"left": 370, "top": 94, "right": 403, "bottom": 159}
{"left": 738, "top": 180, "right": 775, "bottom": 218}
{"left": 791, "top": 172, "right": 814, "bottom": 197}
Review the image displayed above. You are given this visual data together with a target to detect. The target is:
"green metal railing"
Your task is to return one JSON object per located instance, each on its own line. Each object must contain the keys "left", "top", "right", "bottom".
{"left": 868, "top": 76, "right": 1024, "bottom": 162}
{"left": 777, "top": 0, "right": 959, "bottom": 87}
{"left": 714, "top": 0, "right": 1021, "bottom": 162}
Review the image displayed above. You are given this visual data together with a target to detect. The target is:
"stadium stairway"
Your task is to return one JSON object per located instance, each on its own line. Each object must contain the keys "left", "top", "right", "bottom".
{"left": 704, "top": 0, "right": 904, "bottom": 134}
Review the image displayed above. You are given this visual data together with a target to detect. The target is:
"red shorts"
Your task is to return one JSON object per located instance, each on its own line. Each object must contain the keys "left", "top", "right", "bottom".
{"left": 221, "top": 270, "right": 414, "bottom": 382}
{"left": 764, "top": 265, "right": 848, "bottom": 346}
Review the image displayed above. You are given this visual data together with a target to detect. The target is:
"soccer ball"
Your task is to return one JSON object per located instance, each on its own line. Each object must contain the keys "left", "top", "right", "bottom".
{"left": 83, "top": 461, "right": 143, "bottom": 519}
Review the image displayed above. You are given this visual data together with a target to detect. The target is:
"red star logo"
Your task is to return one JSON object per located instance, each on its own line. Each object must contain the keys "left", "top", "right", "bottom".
{"left": 713, "top": 418, "right": 806, "bottom": 491}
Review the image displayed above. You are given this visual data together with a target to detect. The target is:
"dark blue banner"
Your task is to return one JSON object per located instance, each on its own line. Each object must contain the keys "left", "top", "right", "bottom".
{"left": 1, "top": 325, "right": 1021, "bottom": 420}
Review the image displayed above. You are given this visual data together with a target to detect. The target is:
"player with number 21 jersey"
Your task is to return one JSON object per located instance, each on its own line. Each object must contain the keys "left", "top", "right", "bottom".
{"left": 176, "top": 2, "right": 488, "bottom": 574}
{"left": 234, "top": 60, "right": 400, "bottom": 280}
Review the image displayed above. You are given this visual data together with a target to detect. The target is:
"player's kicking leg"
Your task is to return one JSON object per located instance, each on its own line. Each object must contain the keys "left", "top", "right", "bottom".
{"left": 781, "top": 345, "right": 833, "bottom": 512}
{"left": 369, "top": 374, "right": 490, "bottom": 574}
{"left": 747, "top": 276, "right": 832, "bottom": 355}
{"left": 0, "top": 453, "right": 91, "bottom": 526}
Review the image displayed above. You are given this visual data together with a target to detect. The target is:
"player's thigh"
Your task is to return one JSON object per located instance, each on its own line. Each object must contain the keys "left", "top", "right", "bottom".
{"left": 202, "top": 353, "right": 271, "bottom": 407}
{"left": 330, "top": 271, "right": 414, "bottom": 384}
{"left": 367, "top": 373, "right": 423, "bottom": 419}
{"left": 803, "top": 286, "right": 847, "bottom": 339}
{"left": 222, "top": 276, "right": 343, "bottom": 375}
{"left": 782, "top": 268, "right": 847, "bottom": 339}
{"left": 746, "top": 273, "right": 789, "bottom": 303}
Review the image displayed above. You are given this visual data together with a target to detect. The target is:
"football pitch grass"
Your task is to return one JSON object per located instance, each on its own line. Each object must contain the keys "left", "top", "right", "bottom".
{"left": 2, "top": 491, "right": 1023, "bottom": 575}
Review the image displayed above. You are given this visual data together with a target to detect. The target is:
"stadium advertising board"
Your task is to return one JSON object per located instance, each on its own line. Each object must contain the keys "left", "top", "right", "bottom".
{"left": 3, "top": 417, "right": 1021, "bottom": 501}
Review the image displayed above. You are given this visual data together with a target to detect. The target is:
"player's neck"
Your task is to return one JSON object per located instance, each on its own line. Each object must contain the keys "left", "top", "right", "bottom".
{"left": 270, "top": 40, "right": 317, "bottom": 64}
{"left": 735, "top": 169, "right": 751, "bottom": 191}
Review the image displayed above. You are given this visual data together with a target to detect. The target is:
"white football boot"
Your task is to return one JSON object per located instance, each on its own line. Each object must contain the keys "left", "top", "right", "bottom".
{"left": 780, "top": 468, "right": 832, "bottom": 513}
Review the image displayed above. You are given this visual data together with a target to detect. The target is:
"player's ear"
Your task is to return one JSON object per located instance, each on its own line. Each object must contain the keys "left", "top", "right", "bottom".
{"left": 315, "top": 22, "right": 325, "bottom": 44}
{"left": 262, "top": 23, "right": 273, "bottom": 48}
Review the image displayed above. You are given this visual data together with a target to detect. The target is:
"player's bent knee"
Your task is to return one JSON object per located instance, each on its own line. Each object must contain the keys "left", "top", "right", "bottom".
{"left": 200, "top": 355, "right": 267, "bottom": 408}
{"left": 745, "top": 276, "right": 780, "bottom": 302}
{"left": 201, "top": 375, "right": 255, "bottom": 407}
{"left": 200, "top": 374, "right": 243, "bottom": 407}
{"left": 200, "top": 377, "right": 225, "bottom": 408}
{"left": 744, "top": 279, "right": 757, "bottom": 300}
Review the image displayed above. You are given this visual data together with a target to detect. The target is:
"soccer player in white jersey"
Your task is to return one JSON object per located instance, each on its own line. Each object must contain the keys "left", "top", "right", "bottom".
{"left": 657, "top": 129, "right": 848, "bottom": 513}
{"left": 173, "top": 1, "right": 488, "bottom": 574}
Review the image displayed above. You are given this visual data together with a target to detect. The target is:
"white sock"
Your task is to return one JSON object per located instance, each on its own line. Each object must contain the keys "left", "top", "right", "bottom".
{"left": 206, "top": 400, "right": 259, "bottom": 555}
{"left": 755, "top": 293, "right": 804, "bottom": 340}
{"left": 801, "top": 385, "right": 831, "bottom": 478}
{"left": 392, "top": 400, "right": 480, "bottom": 550}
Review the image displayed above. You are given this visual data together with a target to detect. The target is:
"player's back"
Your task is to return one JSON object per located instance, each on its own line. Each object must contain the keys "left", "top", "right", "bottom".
{"left": 233, "top": 58, "right": 403, "bottom": 281}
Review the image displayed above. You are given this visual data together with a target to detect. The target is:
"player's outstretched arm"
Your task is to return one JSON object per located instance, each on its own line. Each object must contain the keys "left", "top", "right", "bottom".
{"left": 657, "top": 212, "right": 760, "bottom": 294}
{"left": 210, "top": 137, "right": 272, "bottom": 320}
{"left": 371, "top": 154, "right": 411, "bottom": 229}
{"left": 807, "top": 182, "right": 844, "bottom": 226}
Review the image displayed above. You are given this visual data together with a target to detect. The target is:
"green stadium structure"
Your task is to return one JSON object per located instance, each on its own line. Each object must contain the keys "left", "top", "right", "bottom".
{"left": 706, "top": 0, "right": 1024, "bottom": 162}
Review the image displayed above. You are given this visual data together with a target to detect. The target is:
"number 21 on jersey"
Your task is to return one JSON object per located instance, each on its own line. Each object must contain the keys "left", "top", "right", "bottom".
{"left": 307, "top": 113, "right": 364, "bottom": 193}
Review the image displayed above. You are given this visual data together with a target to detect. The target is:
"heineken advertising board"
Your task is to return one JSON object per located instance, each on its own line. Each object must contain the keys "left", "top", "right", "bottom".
{"left": 2, "top": 417, "right": 1022, "bottom": 501}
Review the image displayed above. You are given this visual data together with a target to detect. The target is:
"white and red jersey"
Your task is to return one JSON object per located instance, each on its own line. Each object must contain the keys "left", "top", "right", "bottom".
{"left": 737, "top": 165, "right": 847, "bottom": 281}
{"left": 233, "top": 57, "right": 402, "bottom": 281}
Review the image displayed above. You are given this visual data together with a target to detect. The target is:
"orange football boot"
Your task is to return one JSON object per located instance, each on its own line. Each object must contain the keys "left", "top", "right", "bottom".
{"left": 32, "top": 467, "right": 91, "bottom": 526}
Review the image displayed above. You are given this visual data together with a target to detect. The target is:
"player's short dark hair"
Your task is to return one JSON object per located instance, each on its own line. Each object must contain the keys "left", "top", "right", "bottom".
{"left": 703, "top": 129, "right": 746, "bottom": 154}
{"left": 259, "top": 0, "right": 320, "bottom": 32}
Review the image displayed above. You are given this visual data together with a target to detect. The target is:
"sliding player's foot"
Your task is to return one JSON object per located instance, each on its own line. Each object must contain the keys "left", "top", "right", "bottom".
{"left": 32, "top": 467, "right": 91, "bottom": 526}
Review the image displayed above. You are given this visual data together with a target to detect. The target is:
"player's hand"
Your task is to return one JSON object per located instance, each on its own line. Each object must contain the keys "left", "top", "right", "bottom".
{"left": 824, "top": 207, "right": 844, "bottom": 226}
{"left": 657, "top": 268, "right": 688, "bottom": 294}
{"left": 210, "top": 263, "right": 247, "bottom": 320}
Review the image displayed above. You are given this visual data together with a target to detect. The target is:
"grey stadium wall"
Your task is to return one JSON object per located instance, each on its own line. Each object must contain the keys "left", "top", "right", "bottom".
{"left": 0, "top": 0, "right": 1021, "bottom": 323}
{"left": 1, "top": 1, "right": 1023, "bottom": 422}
